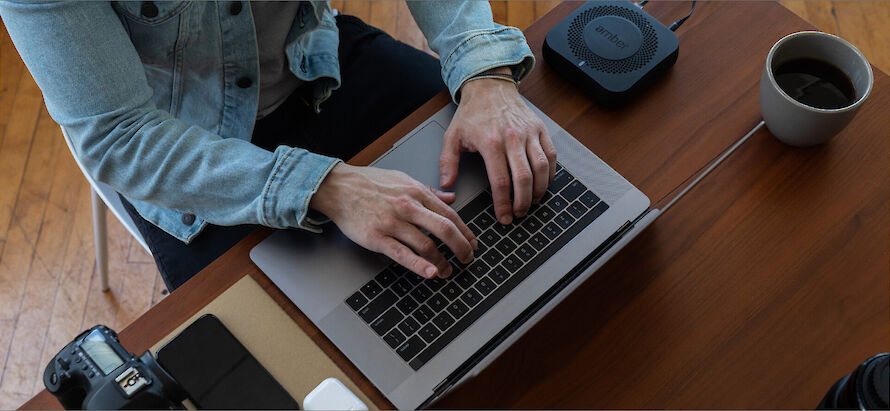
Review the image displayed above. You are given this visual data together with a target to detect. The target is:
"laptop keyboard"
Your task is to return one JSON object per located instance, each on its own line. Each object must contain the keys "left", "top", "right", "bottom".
{"left": 344, "top": 164, "right": 609, "bottom": 370}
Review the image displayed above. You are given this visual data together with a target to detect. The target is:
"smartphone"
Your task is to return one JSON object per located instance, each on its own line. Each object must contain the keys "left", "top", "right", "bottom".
{"left": 156, "top": 314, "right": 300, "bottom": 409}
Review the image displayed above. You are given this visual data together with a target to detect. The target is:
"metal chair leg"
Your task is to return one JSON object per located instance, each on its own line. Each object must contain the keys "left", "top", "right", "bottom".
{"left": 91, "top": 187, "right": 110, "bottom": 292}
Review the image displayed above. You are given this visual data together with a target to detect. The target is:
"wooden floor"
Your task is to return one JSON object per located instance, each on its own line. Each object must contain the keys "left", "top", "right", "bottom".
{"left": 0, "top": 1, "right": 888, "bottom": 409}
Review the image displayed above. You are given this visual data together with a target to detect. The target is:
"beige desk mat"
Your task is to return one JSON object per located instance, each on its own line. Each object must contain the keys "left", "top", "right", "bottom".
{"left": 150, "top": 275, "right": 376, "bottom": 410}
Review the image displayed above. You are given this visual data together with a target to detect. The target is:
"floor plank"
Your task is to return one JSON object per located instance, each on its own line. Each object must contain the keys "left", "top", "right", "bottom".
{"left": 0, "top": 23, "right": 25, "bottom": 135}
{"left": 0, "top": 70, "right": 41, "bottom": 244}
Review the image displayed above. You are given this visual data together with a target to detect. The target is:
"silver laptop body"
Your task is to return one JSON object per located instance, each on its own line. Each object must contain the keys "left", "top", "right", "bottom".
{"left": 250, "top": 100, "right": 652, "bottom": 409}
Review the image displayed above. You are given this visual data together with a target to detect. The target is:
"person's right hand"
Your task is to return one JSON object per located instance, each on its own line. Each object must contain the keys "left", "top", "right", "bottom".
{"left": 309, "top": 163, "right": 477, "bottom": 279}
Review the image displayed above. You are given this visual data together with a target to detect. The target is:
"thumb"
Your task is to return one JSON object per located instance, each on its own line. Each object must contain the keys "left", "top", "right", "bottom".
{"left": 439, "top": 133, "right": 461, "bottom": 188}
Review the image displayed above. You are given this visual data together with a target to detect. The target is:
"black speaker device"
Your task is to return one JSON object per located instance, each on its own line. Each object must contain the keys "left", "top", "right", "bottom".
{"left": 543, "top": 1, "right": 679, "bottom": 106}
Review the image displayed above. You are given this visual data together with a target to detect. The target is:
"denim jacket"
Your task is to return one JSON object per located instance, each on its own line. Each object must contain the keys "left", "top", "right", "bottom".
{"left": 0, "top": 1, "right": 534, "bottom": 243}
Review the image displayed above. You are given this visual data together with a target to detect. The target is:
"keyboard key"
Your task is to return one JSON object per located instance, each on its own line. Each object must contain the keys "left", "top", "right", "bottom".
{"left": 441, "top": 283, "right": 462, "bottom": 300}
{"left": 392, "top": 278, "right": 413, "bottom": 296}
{"left": 495, "top": 237, "right": 517, "bottom": 255}
{"left": 475, "top": 277, "right": 496, "bottom": 295}
{"left": 361, "top": 280, "right": 382, "bottom": 299}
{"left": 371, "top": 307, "right": 404, "bottom": 336}
{"left": 549, "top": 169, "right": 572, "bottom": 192}
{"left": 554, "top": 211, "right": 575, "bottom": 229}
{"left": 466, "top": 222, "right": 482, "bottom": 236}
{"left": 425, "top": 277, "right": 446, "bottom": 291}
{"left": 375, "top": 269, "right": 399, "bottom": 287}
{"left": 535, "top": 205, "right": 555, "bottom": 222}
{"left": 398, "top": 317, "right": 421, "bottom": 336}
{"left": 492, "top": 223, "right": 512, "bottom": 236}
{"left": 453, "top": 271, "right": 475, "bottom": 289}
{"left": 432, "top": 312, "right": 455, "bottom": 331}
{"left": 396, "top": 336, "right": 426, "bottom": 361}
{"left": 520, "top": 215, "right": 543, "bottom": 233}
{"left": 516, "top": 244, "right": 536, "bottom": 262}
{"left": 474, "top": 242, "right": 488, "bottom": 257}
{"left": 383, "top": 329, "right": 406, "bottom": 349}
{"left": 529, "top": 233, "right": 549, "bottom": 251}
{"left": 405, "top": 273, "right": 423, "bottom": 286}
{"left": 346, "top": 292, "right": 368, "bottom": 311}
{"left": 478, "top": 229, "right": 499, "bottom": 246}
{"left": 446, "top": 300, "right": 469, "bottom": 319}
{"left": 567, "top": 201, "right": 586, "bottom": 218}
{"left": 473, "top": 212, "right": 495, "bottom": 228}
{"left": 418, "top": 324, "right": 441, "bottom": 343}
{"left": 410, "top": 284, "right": 433, "bottom": 302}
{"left": 503, "top": 254, "right": 523, "bottom": 273}
{"left": 413, "top": 305, "right": 435, "bottom": 324}
{"left": 489, "top": 266, "right": 510, "bottom": 284}
{"left": 451, "top": 257, "right": 468, "bottom": 270}
{"left": 458, "top": 191, "right": 492, "bottom": 221}
{"left": 508, "top": 226, "right": 530, "bottom": 244}
{"left": 437, "top": 243, "right": 454, "bottom": 261}
{"left": 579, "top": 191, "right": 601, "bottom": 208}
{"left": 396, "top": 296, "right": 419, "bottom": 315}
{"left": 591, "top": 201, "right": 610, "bottom": 219}
{"left": 542, "top": 222, "right": 562, "bottom": 240}
{"left": 481, "top": 248, "right": 504, "bottom": 267}
{"left": 467, "top": 260, "right": 491, "bottom": 278}
{"left": 388, "top": 261, "right": 409, "bottom": 276}
{"left": 460, "top": 288, "right": 482, "bottom": 307}
{"left": 358, "top": 290, "right": 398, "bottom": 323}
{"left": 428, "top": 293, "right": 448, "bottom": 311}
{"left": 561, "top": 180, "right": 585, "bottom": 201}
{"left": 547, "top": 195, "right": 569, "bottom": 212}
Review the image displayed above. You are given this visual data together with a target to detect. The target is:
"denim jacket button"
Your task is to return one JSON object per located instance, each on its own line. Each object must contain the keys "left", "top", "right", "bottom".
{"left": 140, "top": 2, "right": 158, "bottom": 18}
{"left": 230, "top": 1, "right": 242, "bottom": 16}
{"left": 236, "top": 77, "right": 252, "bottom": 88}
{"left": 181, "top": 213, "right": 196, "bottom": 226}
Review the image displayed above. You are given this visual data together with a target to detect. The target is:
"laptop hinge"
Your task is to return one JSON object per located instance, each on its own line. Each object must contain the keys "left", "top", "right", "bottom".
{"left": 420, "top": 210, "right": 651, "bottom": 408}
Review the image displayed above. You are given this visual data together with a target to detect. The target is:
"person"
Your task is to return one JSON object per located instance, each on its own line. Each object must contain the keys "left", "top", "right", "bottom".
{"left": 0, "top": 1, "right": 557, "bottom": 291}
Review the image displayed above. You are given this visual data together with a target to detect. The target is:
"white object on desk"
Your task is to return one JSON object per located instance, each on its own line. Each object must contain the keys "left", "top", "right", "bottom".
{"left": 303, "top": 378, "right": 368, "bottom": 411}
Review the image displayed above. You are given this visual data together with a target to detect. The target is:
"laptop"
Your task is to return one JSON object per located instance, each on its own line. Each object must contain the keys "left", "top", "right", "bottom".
{"left": 250, "top": 99, "right": 657, "bottom": 409}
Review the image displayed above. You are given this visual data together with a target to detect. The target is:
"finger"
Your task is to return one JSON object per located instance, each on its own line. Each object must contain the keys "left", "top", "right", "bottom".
{"left": 422, "top": 191, "right": 478, "bottom": 253}
{"left": 538, "top": 124, "right": 557, "bottom": 184}
{"left": 439, "top": 130, "right": 461, "bottom": 188}
{"left": 377, "top": 236, "right": 439, "bottom": 279}
{"left": 478, "top": 143, "right": 514, "bottom": 225}
{"left": 505, "top": 136, "right": 533, "bottom": 218}
{"left": 433, "top": 189, "right": 456, "bottom": 205}
{"left": 526, "top": 137, "right": 551, "bottom": 203}
{"left": 408, "top": 198, "right": 474, "bottom": 266}
{"left": 392, "top": 223, "right": 452, "bottom": 278}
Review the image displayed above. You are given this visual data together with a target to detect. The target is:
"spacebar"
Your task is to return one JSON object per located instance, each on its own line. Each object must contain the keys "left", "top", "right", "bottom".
{"left": 407, "top": 202, "right": 605, "bottom": 370}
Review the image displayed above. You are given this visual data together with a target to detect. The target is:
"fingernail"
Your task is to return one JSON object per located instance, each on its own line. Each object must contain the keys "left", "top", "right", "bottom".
{"left": 425, "top": 266, "right": 437, "bottom": 278}
{"left": 499, "top": 216, "right": 512, "bottom": 225}
{"left": 440, "top": 175, "right": 447, "bottom": 186}
{"left": 441, "top": 266, "right": 452, "bottom": 278}
{"left": 471, "top": 239, "right": 479, "bottom": 249}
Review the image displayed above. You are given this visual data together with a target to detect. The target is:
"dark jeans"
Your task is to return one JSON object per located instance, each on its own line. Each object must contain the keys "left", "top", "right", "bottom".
{"left": 122, "top": 15, "right": 445, "bottom": 292}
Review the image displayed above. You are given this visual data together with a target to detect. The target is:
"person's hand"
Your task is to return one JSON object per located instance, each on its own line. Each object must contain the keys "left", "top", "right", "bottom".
{"left": 440, "top": 68, "right": 557, "bottom": 225}
{"left": 310, "top": 163, "right": 478, "bottom": 279}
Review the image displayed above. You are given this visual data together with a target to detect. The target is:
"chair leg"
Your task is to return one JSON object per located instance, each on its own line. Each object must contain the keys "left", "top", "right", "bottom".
{"left": 91, "top": 188, "right": 110, "bottom": 292}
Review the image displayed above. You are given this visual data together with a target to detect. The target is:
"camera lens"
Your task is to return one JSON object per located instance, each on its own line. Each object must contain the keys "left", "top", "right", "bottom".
{"left": 817, "top": 353, "right": 889, "bottom": 410}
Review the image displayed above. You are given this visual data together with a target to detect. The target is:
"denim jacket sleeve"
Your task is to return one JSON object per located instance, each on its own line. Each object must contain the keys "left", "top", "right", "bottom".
{"left": 0, "top": 1, "right": 341, "bottom": 236}
{"left": 407, "top": 1, "right": 535, "bottom": 103}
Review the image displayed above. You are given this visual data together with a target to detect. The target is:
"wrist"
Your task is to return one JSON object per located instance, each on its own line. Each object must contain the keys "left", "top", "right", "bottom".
{"left": 309, "top": 162, "right": 351, "bottom": 217}
{"left": 460, "top": 67, "right": 518, "bottom": 101}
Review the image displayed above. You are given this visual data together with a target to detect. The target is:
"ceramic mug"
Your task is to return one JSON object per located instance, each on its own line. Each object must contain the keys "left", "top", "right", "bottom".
{"left": 759, "top": 31, "right": 873, "bottom": 147}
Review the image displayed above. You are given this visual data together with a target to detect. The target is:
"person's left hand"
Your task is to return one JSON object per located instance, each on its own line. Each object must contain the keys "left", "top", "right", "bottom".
{"left": 439, "top": 68, "right": 557, "bottom": 225}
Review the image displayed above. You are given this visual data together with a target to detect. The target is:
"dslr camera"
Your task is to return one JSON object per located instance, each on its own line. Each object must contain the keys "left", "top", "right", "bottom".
{"left": 43, "top": 325, "right": 186, "bottom": 409}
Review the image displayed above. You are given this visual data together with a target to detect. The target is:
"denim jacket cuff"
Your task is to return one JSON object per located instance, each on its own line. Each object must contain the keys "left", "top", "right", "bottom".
{"left": 441, "top": 26, "right": 535, "bottom": 103}
{"left": 261, "top": 147, "right": 342, "bottom": 231}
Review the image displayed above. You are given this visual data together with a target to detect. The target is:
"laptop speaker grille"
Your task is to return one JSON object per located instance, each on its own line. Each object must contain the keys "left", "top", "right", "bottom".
{"left": 567, "top": 5, "right": 658, "bottom": 74}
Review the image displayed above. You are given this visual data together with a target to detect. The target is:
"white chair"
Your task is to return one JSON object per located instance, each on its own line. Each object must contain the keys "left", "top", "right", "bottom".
{"left": 59, "top": 126, "right": 151, "bottom": 292}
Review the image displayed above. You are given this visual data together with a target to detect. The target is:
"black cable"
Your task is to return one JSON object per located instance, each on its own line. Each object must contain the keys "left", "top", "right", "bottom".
{"left": 668, "top": 0, "right": 696, "bottom": 31}
{"left": 638, "top": 0, "right": 649, "bottom": 6}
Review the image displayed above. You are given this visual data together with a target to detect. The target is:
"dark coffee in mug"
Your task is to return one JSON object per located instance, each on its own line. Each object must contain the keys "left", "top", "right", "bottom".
{"left": 773, "top": 57, "right": 856, "bottom": 110}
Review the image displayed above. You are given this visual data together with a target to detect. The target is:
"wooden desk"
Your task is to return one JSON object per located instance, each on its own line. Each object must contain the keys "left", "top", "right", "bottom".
{"left": 23, "top": 1, "right": 888, "bottom": 409}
